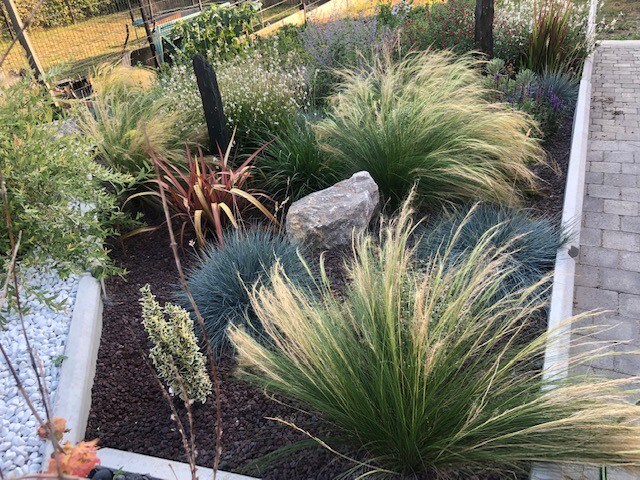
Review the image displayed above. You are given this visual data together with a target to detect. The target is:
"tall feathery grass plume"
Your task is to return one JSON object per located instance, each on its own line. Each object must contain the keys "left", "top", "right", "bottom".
{"left": 78, "top": 65, "right": 200, "bottom": 178}
{"left": 316, "top": 50, "right": 545, "bottom": 208}
{"left": 230, "top": 195, "right": 640, "bottom": 477}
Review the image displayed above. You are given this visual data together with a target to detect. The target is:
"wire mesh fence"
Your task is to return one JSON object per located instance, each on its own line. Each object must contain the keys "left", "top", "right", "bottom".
{"left": 0, "top": 0, "right": 310, "bottom": 84}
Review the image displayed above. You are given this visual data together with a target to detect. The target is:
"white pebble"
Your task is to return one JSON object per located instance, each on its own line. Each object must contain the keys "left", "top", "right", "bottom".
{"left": 0, "top": 265, "right": 80, "bottom": 474}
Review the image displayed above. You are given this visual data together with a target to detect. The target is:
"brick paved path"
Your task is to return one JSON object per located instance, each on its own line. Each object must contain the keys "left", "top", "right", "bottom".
{"left": 568, "top": 40, "right": 640, "bottom": 480}
{"left": 573, "top": 41, "right": 640, "bottom": 376}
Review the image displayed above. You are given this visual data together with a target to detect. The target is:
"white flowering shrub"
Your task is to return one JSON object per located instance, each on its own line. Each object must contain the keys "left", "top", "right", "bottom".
{"left": 214, "top": 49, "right": 309, "bottom": 140}
{"left": 157, "top": 47, "right": 309, "bottom": 145}
{"left": 140, "top": 285, "right": 212, "bottom": 404}
{"left": 156, "top": 64, "right": 207, "bottom": 140}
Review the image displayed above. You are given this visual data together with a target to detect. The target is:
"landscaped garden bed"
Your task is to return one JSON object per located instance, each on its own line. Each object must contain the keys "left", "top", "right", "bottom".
{"left": 85, "top": 123, "right": 571, "bottom": 478}
{"left": 5, "top": 0, "right": 640, "bottom": 479}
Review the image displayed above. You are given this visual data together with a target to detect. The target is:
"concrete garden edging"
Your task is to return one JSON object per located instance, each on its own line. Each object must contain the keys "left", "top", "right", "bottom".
{"left": 529, "top": 1, "right": 597, "bottom": 479}
{"left": 43, "top": 274, "right": 103, "bottom": 460}
{"left": 98, "top": 448, "right": 258, "bottom": 480}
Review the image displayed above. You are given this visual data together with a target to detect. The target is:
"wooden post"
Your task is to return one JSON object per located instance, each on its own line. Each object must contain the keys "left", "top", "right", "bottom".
{"left": 193, "top": 53, "right": 230, "bottom": 154}
{"left": 474, "top": 0, "right": 494, "bottom": 57}
{"left": 1, "top": 0, "right": 44, "bottom": 78}
{"left": 138, "top": 0, "right": 160, "bottom": 67}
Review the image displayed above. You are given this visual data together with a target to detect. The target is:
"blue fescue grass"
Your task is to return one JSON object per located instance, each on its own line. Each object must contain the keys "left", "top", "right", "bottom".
{"left": 177, "top": 228, "right": 310, "bottom": 354}
{"left": 416, "top": 203, "right": 570, "bottom": 299}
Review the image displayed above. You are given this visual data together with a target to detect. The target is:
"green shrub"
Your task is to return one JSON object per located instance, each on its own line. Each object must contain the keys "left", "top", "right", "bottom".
{"left": 0, "top": 79, "right": 131, "bottom": 279}
{"left": 140, "top": 285, "right": 212, "bottom": 404}
{"left": 8, "top": 0, "right": 104, "bottom": 28}
{"left": 170, "top": 1, "right": 261, "bottom": 62}
{"left": 416, "top": 203, "right": 569, "bottom": 299}
{"left": 78, "top": 66, "right": 203, "bottom": 178}
{"left": 255, "top": 115, "right": 340, "bottom": 202}
{"left": 214, "top": 48, "right": 309, "bottom": 143}
{"left": 231, "top": 199, "right": 640, "bottom": 476}
{"left": 300, "top": 15, "right": 392, "bottom": 100}
{"left": 486, "top": 62, "right": 570, "bottom": 139}
{"left": 178, "top": 229, "right": 309, "bottom": 353}
{"left": 316, "top": 50, "right": 543, "bottom": 208}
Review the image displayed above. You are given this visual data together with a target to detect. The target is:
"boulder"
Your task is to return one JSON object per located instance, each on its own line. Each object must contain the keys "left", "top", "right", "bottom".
{"left": 285, "top": 171, "right": 380, "bottom": 250}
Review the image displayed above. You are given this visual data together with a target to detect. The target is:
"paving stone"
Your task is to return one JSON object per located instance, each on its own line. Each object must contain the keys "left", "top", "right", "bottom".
{"left": 578, "top": 227, "right": 601, "bottom": 247}
{"left": 587, "top": 183, "right": 621, "bottom": 199}
{"left": 621, "top": 215, "right": 640, "bottom": 233}
{"left": 619, "top": 252, "right": 640, "bottom": 272}
{"left": 602, "top": 230, "right": 640, "bottom": 252}
{"left": 620, "top": 294, "right": 640, "bottom": 317}
{"left": 603, "top": 199, "right": 639, "bottom": 215}
{"left": 574, "top": 264, "right": 599, "bottom": 287}
{"left": 575, "top": 286, "right": 618, "bottom": 310}
{"left": 599, "top": 267, "right": 640, "bottom": 294}
{"left": 583, "top": 196, "right": 604, "bottom": 213}
{"left": 603, "top": 173, "right": 636, "bottom": 187}
{"left": 583, "top": 212, "right": 620, "bottom": 230}
{"left": 579, "top": 245, "right": 619, "bottom": 267}
{"left": 589, "top": 161, "right": 620, "bottom": 173}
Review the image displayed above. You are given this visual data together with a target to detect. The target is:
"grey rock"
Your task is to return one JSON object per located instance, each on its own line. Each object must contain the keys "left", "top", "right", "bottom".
{"left": 286, "top": 171, "right": 380, "bottom": 250}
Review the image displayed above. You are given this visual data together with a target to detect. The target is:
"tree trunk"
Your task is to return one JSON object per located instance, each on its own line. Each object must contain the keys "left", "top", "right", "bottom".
{"left": 474, "top": 0, "right": 494, "bottom": 57}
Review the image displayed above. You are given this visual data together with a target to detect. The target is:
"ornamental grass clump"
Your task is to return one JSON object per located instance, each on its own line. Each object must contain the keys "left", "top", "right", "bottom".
{"left": 230, "top": 197, "right": 640, "bottom": 476}
{"left": 140, "top": 285, "right": 212, "bottom": 404}
{"left": 179, "top": 229, "right": 310, "bottom": 354}
{"left": 79, "top": 66, "right": 200, "bottom": 178}
{"left": 417, "top": 204, "right": 569, "bottom": 299}
{"left": 255, "top": 115, "right": 341, "bottom": 202}
{"left": 316, "top": 50, "right": 544, "bottom": 208}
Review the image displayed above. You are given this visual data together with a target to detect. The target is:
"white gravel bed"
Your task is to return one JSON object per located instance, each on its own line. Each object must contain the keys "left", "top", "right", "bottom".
{"left": 0, "top": 267, "right": 80, "bottom": 477}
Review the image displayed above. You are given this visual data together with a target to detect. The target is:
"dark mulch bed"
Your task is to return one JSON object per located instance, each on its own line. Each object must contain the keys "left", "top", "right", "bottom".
{"left": 86, "top": 125, "right": 572, "bottom": 480}
{"left": 529, "top": 121, "right": 573, "bottom": 219}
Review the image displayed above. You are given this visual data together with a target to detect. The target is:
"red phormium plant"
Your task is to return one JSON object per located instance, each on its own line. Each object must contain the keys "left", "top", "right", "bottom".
{"left": 145, "top": 139, "right": 278, "bottom": 247}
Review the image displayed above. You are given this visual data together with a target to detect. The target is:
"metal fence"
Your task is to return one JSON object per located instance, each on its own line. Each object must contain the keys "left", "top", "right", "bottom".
{"left": 0, "top": 0, "right": 306, "bottom": 84}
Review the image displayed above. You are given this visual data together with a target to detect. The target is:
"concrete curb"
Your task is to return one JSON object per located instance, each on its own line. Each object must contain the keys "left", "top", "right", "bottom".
{"left": 529, "top": 1, "right": 597, "bottom": 479}
{"left": 44, "top": 274, "right": 103, "bottom": 459}
{"left": 98, "top": 448, "right": 258, "bottom": 480}
{"left": 599, "top": 40, "right": 640, "bottom": 46}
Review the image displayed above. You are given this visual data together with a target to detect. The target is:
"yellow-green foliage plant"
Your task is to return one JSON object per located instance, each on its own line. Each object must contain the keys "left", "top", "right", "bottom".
{"left": 140, "top": 285, "right": 212, "bottom": 404}
{"left": 316, "top": 50, "right": 545, "bottom": 208}
{"left": 230, "top": 197, "right": 640, "bottom": 476}
{"left": 79, "top": 65, "right": 203, "bottom": 178}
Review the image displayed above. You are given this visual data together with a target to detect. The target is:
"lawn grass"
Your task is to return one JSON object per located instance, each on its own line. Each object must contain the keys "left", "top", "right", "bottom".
{"left": 0, "top": 10, "right": 148, "bottom": 80}
{"left": 598, "top": 0, "right": 640, "bottom": 40}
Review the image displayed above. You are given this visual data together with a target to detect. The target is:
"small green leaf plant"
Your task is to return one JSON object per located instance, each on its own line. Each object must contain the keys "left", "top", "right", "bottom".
{"left": 139, "top": 285, "right": 212, "bottom": 404}
{"left": 170, "top": 1, "right": 261, "bottom": 62}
